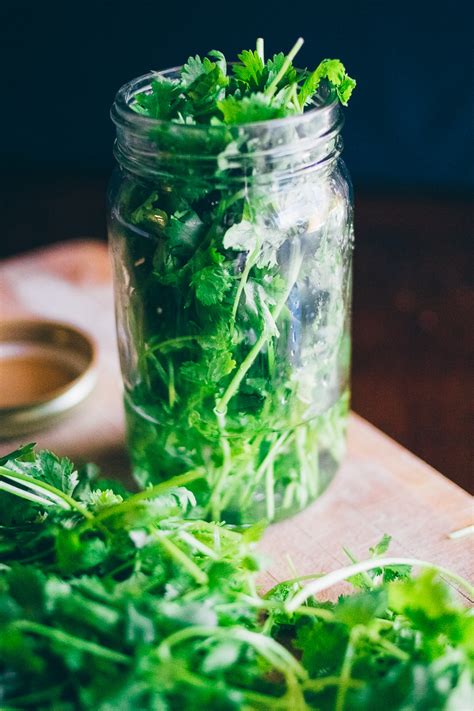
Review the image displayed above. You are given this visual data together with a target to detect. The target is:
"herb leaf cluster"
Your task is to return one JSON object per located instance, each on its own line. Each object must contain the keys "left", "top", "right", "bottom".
{"left": 1, "top": 445, "right": 473, "bottom": 709}
{"left": 133, "top": 38, "right": 355, "bottom": 125}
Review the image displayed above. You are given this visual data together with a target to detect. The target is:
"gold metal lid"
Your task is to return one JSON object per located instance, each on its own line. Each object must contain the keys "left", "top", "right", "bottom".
{"left": 0, "top": 319, "right": 97, "bottom": 438}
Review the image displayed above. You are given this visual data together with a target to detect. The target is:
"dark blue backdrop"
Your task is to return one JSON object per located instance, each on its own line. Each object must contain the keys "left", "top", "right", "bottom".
{"left": 1, "top": 0, "right": 473, "bottom": 191}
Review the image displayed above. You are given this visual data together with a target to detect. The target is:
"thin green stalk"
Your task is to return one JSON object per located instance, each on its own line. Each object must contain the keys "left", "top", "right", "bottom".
{"left": 335, "top": 628, "right": 358, "bottom": 711}
{"left": 155, "top": 532, "right": 208, "bottom": 585}
{"left": 174, "top": 667, "right": 290, "bottom": 709}
{"left": 2, "top": 686, "right": 65, "bottom": 707}
{"left": 216, "top": 244, "right": 303, "bottom": 415}
{"left": 81, "top": 469, "right": 204, "bottom": 529}
{"left": 167, "top": 356, "right": 177, "bottom": 407}
{"left": 286, "top": 557, "right": 474, "bottom": 612}
{"left": 265, "top": 461, "right": 275, "bottom": 521}
{"left": 209, "top": 411, "right": 233, "bottom": 519}
{"left": 14, "top": 620, "right": 129, "bottom": 664}
{"left": 343, "top": 546, "right": 375, "bottom": 590}
{"left": 303, "top": 676, "right": 363, "bottom": 692}
{"left": 373, "top": 634, "right": 409, "bottom": 662}
{"left": 148, "top": 334, "right": 200, "bottom": 353}
{"left": 0, "top": 466, "right": 93, "bottom": 519}
{"left": 0, "top": 479, "right": 55, "bottom": 508}
{"left": 230, "top": 239, "right": 260, "bottom": 325}
{"left": 265, "top": 37, "right": 304, "bottom": 98}
{"left": 264, "top": 573, "right": 325, "bottom": 598}
{"left": 243, "top": 431, "right": 291, "bottom": 508}
{"left": 256, "top": 37, "right": 264, "bottom": 64}
{"left": 179, "top": 530, "right": 218, "bottom": 559}
{"left": 157, "top": 625, "right": 307, "bottom": 681}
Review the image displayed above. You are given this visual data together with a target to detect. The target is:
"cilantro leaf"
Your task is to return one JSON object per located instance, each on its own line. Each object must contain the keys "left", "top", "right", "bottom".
{"left": 218, "top": 93, "right": 293, "bottom": 124}
{"left": 191, "top": 264, "right": 233, "bottom": 305}
{"left": 298, "top": 58, "right": 356, "bottom": 107}
{"left": 233, "top": 49, "right": 265, "bottom": 91}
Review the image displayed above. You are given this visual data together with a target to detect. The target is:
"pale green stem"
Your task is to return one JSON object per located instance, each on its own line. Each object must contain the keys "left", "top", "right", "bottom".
{"left": 148, "top": 334, "right": 199, "bottom": 353}
{"left": 156, "top": 625, "right": 307, "bottom": 681}
{"left": 172, "top": 666, "right": 290, "bottom": 708}
{"left": 0, "top": 479, "right": 55, "bottom": 508}
{"left": 286, "top": 557, "right": 474, "bottom": 612}
{"left": 14, "top": 620, "right": 129, "bottom": 664}
{"left": 335, "top": 628, "right": 358, "bottom": 711}
{"left": 209, "top": 411, "right": 233, "bottom": 519}
{"left": 342, "top": 546, "right": 375, "bottom": 590}
{"left": 266, "top": 37, "right": 304, "bottom": 98}
{"left": 256, "top": 37, "right": 264, "bottom": 63}
{"left": 154, "top": 532, "right": 208, "bottom": 585}
{"left": 81, "top": 469, "right": 203, "bottom": 529}
{"left": 0, "top": 466, "right": 92, "bottom": 519}
{"left": 303, "top": 676, "right": 363, "bottom": 692}
{"left": 241, "top": 431, "right": 292, "bottom": 508}
{"left": 265, "top": 460, "right": 275, "bottom": 521}
{"left": 230, "top": 240, "right": 260, "bottom": 326}
{"left": 167, "top": 356, "right": 176, "bottom": 407}
{"left": 216, "top": 245, "right": 303, "bottom": 415}
{"left": 178, "top": 530, "right": 219, "bottom": 559}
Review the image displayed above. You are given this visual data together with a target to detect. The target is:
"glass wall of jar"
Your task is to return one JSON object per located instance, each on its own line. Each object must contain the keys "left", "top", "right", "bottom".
{"left": 108, "top": 70, "right": 353, "bottom": 524}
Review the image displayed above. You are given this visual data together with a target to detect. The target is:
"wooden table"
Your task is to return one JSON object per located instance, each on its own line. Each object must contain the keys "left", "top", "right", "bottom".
{"left": 1, "top": 241, "right": 472, "bottom": 599}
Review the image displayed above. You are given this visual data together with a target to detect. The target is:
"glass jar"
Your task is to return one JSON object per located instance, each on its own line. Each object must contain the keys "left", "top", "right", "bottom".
{"left": 108, "top": 70, "right": 353, "bottom": 525}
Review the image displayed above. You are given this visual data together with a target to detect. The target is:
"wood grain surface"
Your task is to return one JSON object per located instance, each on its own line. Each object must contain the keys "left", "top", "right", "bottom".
{"left": 1, "top": 240, "right": 472, "bottom": 599}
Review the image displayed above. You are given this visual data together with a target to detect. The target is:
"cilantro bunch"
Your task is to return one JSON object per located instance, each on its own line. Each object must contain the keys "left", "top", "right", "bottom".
{"left": 133, "top": 38, "right": 355, "bottom": 125}
{"left": 1, "top": 446, "right": 473, "bottom": 710}
{"left": 110, "top": 38, "right": 355, "bottom": 523}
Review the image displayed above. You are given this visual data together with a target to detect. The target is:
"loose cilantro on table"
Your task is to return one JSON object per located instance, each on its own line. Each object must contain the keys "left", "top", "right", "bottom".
{"left": 110, "top": 38, "right": 355, "bottom": 523}
{"left": 1, "top": 446, "right": 473, "bottom": 710}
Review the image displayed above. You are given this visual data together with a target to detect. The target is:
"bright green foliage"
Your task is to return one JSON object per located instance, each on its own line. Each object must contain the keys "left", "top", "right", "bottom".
{"left": 132, "top": 37, "right": 356, "bottom": 124}
{"left": 298, "top": 59, "right": 356, "bottom": 108}
{"left": 0, "top": 445, "right": 472, "bottom": 709}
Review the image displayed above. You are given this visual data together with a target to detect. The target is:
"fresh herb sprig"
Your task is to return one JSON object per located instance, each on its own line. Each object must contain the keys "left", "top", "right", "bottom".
{"left": 1, "top": 445, "right": 473, "bottom": 709}
{"left": 133, "top": 37, "right": 356, "bottom": 125}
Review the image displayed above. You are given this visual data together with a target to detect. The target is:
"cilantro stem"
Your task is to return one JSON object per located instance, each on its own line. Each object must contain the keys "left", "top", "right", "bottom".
{"left": 84, "top": 469, "right": 204, "bottom": 527}
{"left": 14, "top": 620, "right": 129, "bottom": 664}
{"left": 303, "top": 676, "right": 363, "bottom": 692}
{"left": 286, "top": 557, "right": 474, "bottom": 612}
{"left": 256, "top": 37, "right": 264, "bottom": 64}
{"left": 209, "top": 411, "right": 233, "bottom": 519}
{"left": 343, "top": 546, "right": 375, "bottom": 589}
{"left": 242, "top": 431, "right": 291, "bottom": 507}
{"left": 372, "top": 634, "right": 409, "bottom": 661}
{"left": 157, "top": 625, "right": 308, "bottom": 681}
{"left": 230, "top": 239, "right": 260, "bottom": 326}
{"left": 334, "top": 627, "right": 358, "bottom": 711}
{"left": 0, "top": 466, "right": 93, "bottom": 519}
{"left": 265, "top": 460, "right": 275, "bottom": 521}
{"left": 179, "top": 530, "right": 219, "bottom": 559}
{"left": 0, "top": 479, "right": 56, "bottom": 508}
{"left": 215, "top": 243, "right": 303, "bottom": 415}
{"left": 265, "top": 37, "right": 304, "bottom": 98}
{"left": 148, "top": 335, "right": 200, "bottom": 353}
{"left": 154, "top": 532, "right": 209, "bottom": 585}
{"left": 173, "top": 667, "right": 290, "bottom": 708}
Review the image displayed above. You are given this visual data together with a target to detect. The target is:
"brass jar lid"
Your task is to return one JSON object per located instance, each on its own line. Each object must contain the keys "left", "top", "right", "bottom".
{"left": 0, "top": 319, "right": 97, "bottom": 438}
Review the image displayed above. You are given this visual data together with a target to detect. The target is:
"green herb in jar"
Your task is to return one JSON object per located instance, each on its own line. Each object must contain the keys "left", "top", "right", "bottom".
{"left": 108, "top": 38, "right": 355, "bottom": 523}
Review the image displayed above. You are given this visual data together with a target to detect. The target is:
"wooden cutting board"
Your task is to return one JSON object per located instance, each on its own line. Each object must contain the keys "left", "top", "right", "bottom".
{"left": 1, "top": 240, "right": 472, "bottom": 598}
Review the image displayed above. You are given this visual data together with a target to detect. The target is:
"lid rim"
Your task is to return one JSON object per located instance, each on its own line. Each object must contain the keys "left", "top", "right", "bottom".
{"left": 0, "top": 319, "right": 98, "bottom": 435}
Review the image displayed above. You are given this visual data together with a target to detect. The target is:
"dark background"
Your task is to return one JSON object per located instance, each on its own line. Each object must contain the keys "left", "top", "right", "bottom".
{"left": 1, "top": 1, "right": 472, "bottom": 490}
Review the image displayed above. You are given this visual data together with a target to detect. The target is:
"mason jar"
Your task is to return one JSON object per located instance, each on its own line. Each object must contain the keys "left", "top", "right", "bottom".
{"left": 108, "top": 69, "right": 353, "bottom": 525}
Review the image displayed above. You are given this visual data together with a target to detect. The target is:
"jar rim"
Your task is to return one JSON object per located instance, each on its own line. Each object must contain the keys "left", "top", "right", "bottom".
{"left": 111, "top": 67, "right": 340, "bottom": 133}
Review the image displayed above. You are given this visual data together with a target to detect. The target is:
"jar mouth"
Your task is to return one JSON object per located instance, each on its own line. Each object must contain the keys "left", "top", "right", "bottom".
{"left": 111, "top": 67, "right": 340, "bottom": 133}
{"left": 111, "top": 67, "right": 343, "bottom": 181}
